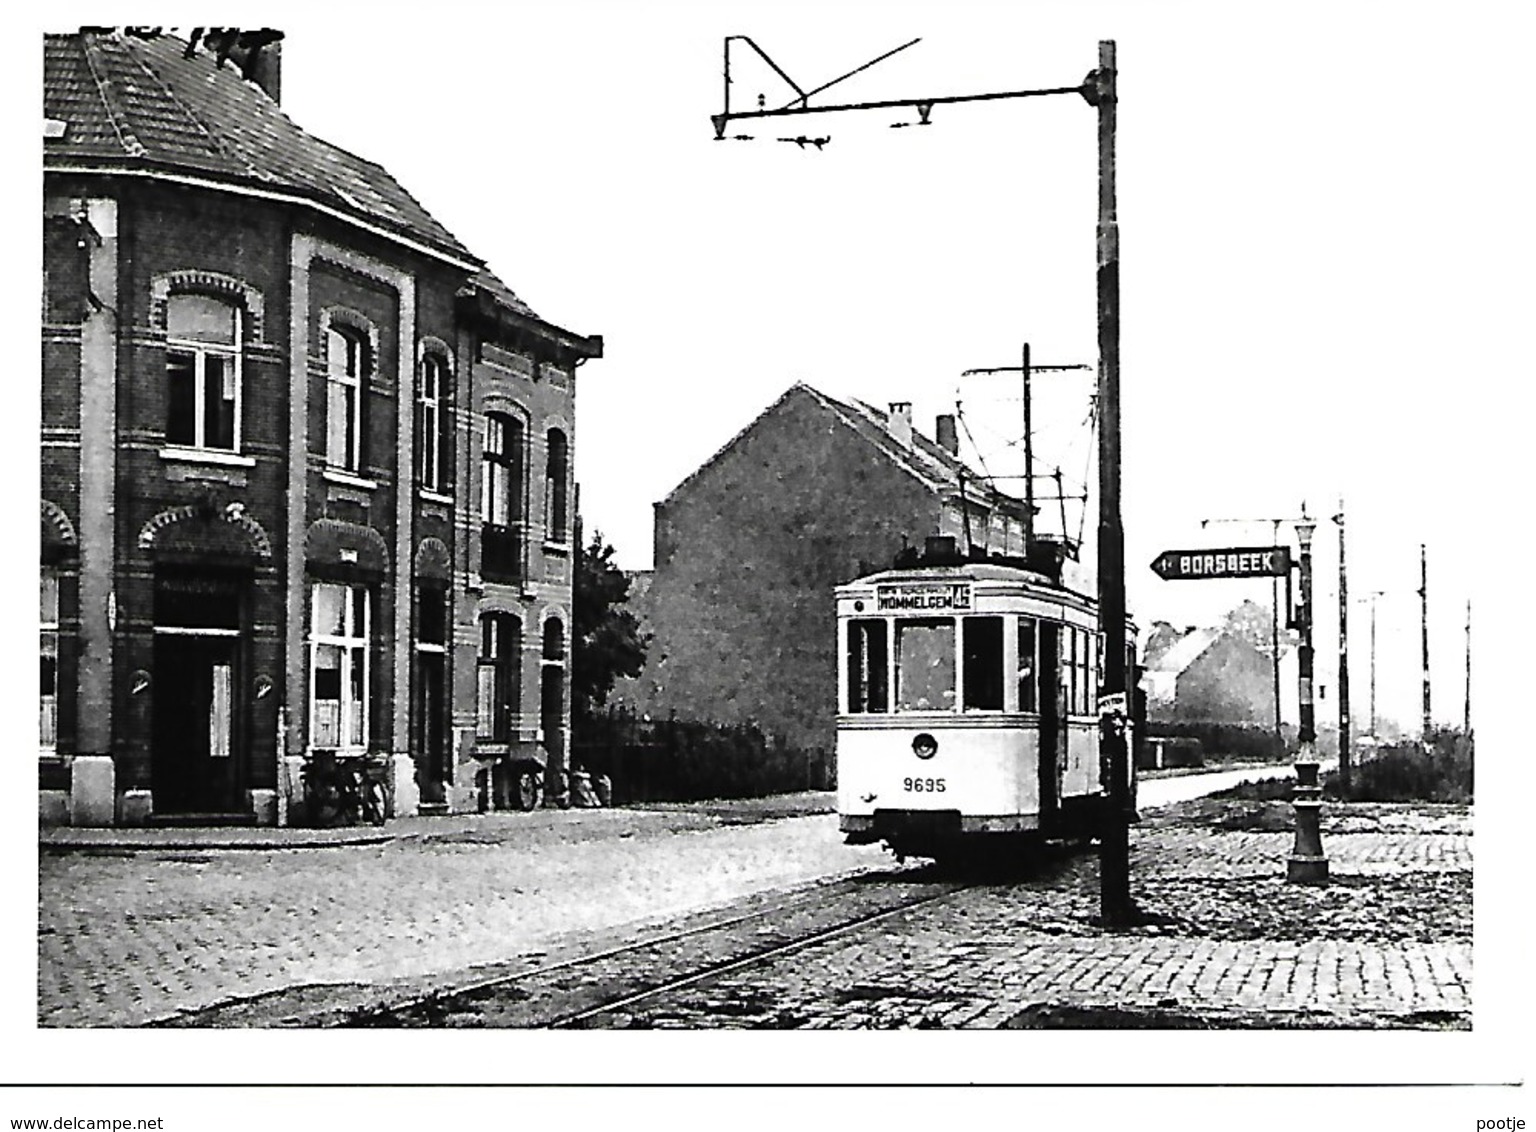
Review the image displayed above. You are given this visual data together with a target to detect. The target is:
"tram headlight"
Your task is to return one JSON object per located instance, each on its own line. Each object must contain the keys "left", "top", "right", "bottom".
{"left": 912, "top": 733, "right": 938, "bottom": 759}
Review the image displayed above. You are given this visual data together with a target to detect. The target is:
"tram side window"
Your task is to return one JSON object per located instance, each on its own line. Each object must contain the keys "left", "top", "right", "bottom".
{"left": 846, "top": 618, "right": 888, "bottom": 713}
{"left": 1060, "top": 628, "right": 1075, "bottom": 715}
{"left": 896, "top": 618, "right": 956, "bottom": 712}
{"left": 962, "top": 616, "right": 1004, "bottom": 711}
{"left": 1017, "top": 617, "right": 1038, "bottom": 712}
{"left": 1074, "top": 628, "right": 1092, "bottom": 715}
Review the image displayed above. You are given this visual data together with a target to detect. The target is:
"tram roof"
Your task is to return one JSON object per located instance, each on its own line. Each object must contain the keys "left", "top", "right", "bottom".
{"left": 842, "top": 561, "right": 1064, "bottom": 589}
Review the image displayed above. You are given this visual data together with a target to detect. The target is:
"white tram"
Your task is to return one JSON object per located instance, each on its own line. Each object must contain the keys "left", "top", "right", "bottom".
{"left": 836, "top": 538, "right": 1137, "bottom": 863}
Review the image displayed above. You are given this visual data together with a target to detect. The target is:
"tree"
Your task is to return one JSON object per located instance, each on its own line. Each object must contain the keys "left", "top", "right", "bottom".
{"left": 572, "top": 531, "right": 648, "bottom": 728}
{"left": 1223, "top": 597, "right": 1296, "bottom": 653}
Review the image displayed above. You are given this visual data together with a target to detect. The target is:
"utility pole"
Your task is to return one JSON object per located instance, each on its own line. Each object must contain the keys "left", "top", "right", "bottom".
{"left": 709, "top": 36, "right": 1131, "bottom": 922}
{"left": 1464, "top": 599, "right": 1472, "bottom": 738}
{"left": 1420, "top": 543, "right": 1432, "bottom": 743}
{"left": 1088, "top": 41, "right": 1132, "bottom": 926}
{"left": 1333, "top": 500, "right": 1351, "bottom": 795}
{"left": 1360, "top": 590, "right": 1385, "bottom": 740}
{"left": 1287, "top": 508, "right": 1328, "bottom": 884}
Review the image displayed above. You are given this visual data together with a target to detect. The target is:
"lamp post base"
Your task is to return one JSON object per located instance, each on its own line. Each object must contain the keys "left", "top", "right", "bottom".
{"left": 1286, "top": 757, "right": 1329, "bottom": 886}
{"left": 1286, "top": 854, "right": 1330, "bottom": 885}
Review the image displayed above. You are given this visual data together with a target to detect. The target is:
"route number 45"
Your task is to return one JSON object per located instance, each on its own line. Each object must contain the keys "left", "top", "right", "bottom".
{"left": 903, "top": 777, "right": 946, "bottom": 793}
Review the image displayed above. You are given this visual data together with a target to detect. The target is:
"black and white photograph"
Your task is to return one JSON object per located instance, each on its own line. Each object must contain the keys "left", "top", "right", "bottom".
{"left": 12, "top": 0, "right": 1528, "bottom": 1119}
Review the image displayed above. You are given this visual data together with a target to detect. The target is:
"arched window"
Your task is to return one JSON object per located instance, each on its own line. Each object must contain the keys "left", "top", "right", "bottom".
{"left": 326, "top": 325, "right": 368, "bottom": 470}
{"left": 477, "top": 612, "right": 521, "bottom": 741}
{"left": 166, "top": 294, "right": 242, "bottom": 452}
{"left": 545, "top": 428, "right": 569, "bottom": 543}
{"left": 415, "top": 354, "right": 447, "bottom": 491}
{"left": 481, "top": 412, "right": 524, "bottom": 582}
{"left": 542, "top": 617, "right": 565, "bottom": 663}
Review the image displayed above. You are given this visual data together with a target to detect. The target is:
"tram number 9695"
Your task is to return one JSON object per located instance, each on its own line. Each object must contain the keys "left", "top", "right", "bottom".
{"left": 903, "top": 777, "right": 946, "bottom": 793}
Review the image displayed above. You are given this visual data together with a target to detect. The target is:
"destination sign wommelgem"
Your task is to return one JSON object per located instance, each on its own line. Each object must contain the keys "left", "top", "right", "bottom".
{"left": 875, "top": 582, "right": 973, "bottom": 612}
{"left": 1150, "top": 546, "right": 1291, "bottom": 581}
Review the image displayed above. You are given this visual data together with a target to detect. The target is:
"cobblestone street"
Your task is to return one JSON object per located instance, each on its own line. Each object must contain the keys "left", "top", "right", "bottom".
{"left": 37, "top": 793, "right": 1472, "bottom": 1029}
{"left": 515, "top": 803, "right": 1474, "bottom": 1030}
{"left": 38, "top": 804, "right": 883, "bottom": 1027}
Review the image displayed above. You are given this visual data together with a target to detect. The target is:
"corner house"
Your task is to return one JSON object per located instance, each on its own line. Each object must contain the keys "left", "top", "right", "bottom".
{"left": 41, "top": 28, "right": 601, "bottom": 826}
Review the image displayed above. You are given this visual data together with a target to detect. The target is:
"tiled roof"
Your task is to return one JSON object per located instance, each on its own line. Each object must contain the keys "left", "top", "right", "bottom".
{"left": 43, "top": 30, "right": 479, "bottom": 266}
{"left": 804, "top": 385, "right": 1028, "bottom": 516}
{"left": 469, "top": 269, "right": 538, "bottom": 320}
{"left": 660, "top": 382, "right": 1028, "bottom": 516}
{"left": 1145, "top": 628, "right": 1221, "bottom": 677}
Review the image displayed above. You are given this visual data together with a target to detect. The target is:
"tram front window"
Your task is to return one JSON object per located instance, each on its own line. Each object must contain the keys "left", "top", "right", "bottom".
{"left": 896, "top": 618, "right": 956, "bottom": 712}
{"left": 846, "top": 618, "right": 888, "bottom": 713}
{"left": 962, "top": 616, "right": 1004, "bottom": 711}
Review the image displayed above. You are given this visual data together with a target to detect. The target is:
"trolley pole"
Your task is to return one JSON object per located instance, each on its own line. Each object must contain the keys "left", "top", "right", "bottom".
{"left": 1334, "top": 501, "right": 1351, "bottom": 796}
{"left": 1088, "top": 42, "right": 1132, "bottom": 926}
{"left": 1287, "top": 511, "right": 1328, "bottom": 884}
{"left": 1022, "top": 343, "right": 1034, "bottom": 553}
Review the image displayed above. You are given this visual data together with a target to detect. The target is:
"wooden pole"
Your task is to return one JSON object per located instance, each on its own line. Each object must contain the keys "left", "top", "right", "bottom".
{"left": 1092, "top": 40, "right": 1132, "bottom": 925}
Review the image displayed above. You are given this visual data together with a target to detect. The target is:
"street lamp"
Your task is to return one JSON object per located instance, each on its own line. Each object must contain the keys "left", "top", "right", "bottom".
{"left": 1286, "top": 510, "right": 1328, "bottom": 885}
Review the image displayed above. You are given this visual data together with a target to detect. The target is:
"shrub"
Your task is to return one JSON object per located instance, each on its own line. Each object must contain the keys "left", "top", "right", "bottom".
{"left": 1147, "top": 721, "right": 1289, "bottom": 762}
{"left": 573, "top": 708, "right": 834, "bottom": 804}
{"left": 1334, "top": 728, "right": 1473, "bottom": 803}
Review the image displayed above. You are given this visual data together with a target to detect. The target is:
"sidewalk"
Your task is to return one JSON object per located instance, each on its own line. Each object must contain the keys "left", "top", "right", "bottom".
{"left": 37, "top": 791, "right": 841, "bottom": 852}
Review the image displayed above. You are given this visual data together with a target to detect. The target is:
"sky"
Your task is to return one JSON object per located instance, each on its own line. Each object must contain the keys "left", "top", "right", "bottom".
{"left": 247, "top": 0, "right": 1520, "bottom": 736}
{"left": 8, "top": 0, "right": 1532, "bottom": 1101}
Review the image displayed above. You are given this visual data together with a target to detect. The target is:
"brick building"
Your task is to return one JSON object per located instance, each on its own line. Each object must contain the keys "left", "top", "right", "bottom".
{"left": 1140, "top": 622, "right": 1298, "bottom": 725}
{"left": 626, "top": 382, "right": 1059, "bottom": 756}
{"left": 41, "top": 29, "right": 600, "bottom": 825}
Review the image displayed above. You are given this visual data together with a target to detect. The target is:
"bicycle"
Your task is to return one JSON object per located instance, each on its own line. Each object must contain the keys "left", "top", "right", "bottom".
{"left": 302, "top": 751, "right": 388, "bottom": 827}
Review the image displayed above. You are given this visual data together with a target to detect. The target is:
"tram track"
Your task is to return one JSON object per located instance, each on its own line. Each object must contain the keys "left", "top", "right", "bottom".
{"left": 344, "top": 869, "right": 993, "bottom": 1029}
{"left": 340, "top": 841, "right": 1093, "bottom": 1028}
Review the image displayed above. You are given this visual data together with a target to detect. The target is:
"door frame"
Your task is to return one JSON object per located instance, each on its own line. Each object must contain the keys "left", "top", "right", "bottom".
{"left": 151, "top": 625, "right": 245, "bottom": 814}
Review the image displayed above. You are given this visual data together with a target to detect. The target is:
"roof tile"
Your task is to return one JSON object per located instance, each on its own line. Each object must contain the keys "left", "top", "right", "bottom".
{"left": 44, "top": 30, "right": 478, "bottom": 265}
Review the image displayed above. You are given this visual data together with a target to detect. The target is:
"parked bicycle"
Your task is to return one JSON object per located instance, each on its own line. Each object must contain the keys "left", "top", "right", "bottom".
{"left": 301, "top": 750, "right": 388, "bottom": 827}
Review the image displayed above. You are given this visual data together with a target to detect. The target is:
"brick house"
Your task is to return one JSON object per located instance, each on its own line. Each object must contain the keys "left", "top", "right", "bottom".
{"left": 41, "top": 29, "right": 600, "bottom": 826}
{"left": 1140, "top": 622, "right": 1298, "bottom": 725}
{"left": 625, "top": 382, "right": 1055, "bottom": 756}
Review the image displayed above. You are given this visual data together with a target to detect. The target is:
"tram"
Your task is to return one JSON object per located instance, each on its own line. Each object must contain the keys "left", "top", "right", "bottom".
{"left": 836, "top": 535, "right": 1138, "bottom": 864}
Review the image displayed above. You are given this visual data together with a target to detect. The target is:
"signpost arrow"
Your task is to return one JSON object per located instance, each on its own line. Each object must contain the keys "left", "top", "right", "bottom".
{"left": 1150, "top": 545, "right": 1292, "bottom": 581}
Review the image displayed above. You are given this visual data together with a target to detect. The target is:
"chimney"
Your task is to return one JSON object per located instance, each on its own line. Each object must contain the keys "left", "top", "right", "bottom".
{"left": 935, "top": 414, "right": 958, "bottom": 456}
{"left": 242, "top": 34, "right": 282, "bottom": 103}
{"left": 190, "top": 28, "right": 284, "bottom": 102}
{"left": 887, "top": 402, "right": 913, "bottom": 449}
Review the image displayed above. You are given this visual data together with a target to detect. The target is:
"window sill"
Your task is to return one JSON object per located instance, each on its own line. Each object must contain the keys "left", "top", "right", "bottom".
{"left": 322, "top": 468, "right": 380, "bottom": 491}
{"left": 543, "top": 540, "right": 572, "bottom": 555}
{"left": 159, "top": 447, "right": 255, "bottom": 468}
{"left": 418, "top": 489, "right": 455, "bottom": 506}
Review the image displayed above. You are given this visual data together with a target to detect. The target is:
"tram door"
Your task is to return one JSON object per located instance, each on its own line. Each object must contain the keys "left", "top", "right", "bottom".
{"left": 1036, "top": 622, "right": 1064, "bottom": 830}
{"left": 152, "top": 573, "right": 243, "bottom": 816}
